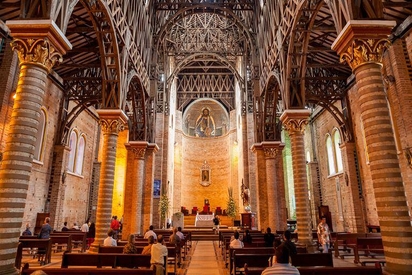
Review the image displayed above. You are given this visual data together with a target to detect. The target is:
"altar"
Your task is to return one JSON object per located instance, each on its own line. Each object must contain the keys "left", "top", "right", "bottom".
{"left": 195, "top": 214, "right": 214, "bottom": 227}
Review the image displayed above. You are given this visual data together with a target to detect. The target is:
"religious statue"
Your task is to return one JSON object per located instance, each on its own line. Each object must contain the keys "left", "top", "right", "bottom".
{"left": 241, "top": 181, "right": 250, "bottom": 206}
{"left": 202, "top": 170, "right": 209, "bottom": 182}
{"left": 195, "top": 107, "right": 215, "bottom": 137}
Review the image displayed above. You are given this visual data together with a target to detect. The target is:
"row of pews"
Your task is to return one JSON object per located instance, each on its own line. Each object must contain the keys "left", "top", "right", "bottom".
{"left": 17, "top": 229, "right": 192, "bottom": 275}
{"left": 218, "top": 229, "right": 385, "bottom": 275}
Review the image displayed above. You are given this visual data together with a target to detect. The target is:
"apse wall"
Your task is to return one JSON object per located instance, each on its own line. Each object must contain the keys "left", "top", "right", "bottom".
{"left": 179, "top": 134, "right": 232, "bottom": 213}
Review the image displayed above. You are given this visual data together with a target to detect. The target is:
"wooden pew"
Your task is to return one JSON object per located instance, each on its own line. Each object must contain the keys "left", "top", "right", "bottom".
{"left": 51, "top": 232, "right": 87, "bottom": 252}
{"left": 291, "top": 253, "right": 334, "bottom": 267}
{"left": 61, "top": 252, "right": 151, "bottom": 268}
{"left": 98, "top": 245, "right": 134, "bottom": 254}
{"left": 98, "top": 245, "right": 147, "bottom": 254}
{"left": 229, "top": 247, "right": 275, "bottom": 274}
{"left": 21, "top": 263, "right": 156, "bottom": 275}
{"left": 165, "top": 244, "right": 178, "bottom": 274}
{"left": 334, "top": 233, "right": 366, "bottom": 258}
{"left": 298, "top": 266, "right": 382, "bottom": 275}
{"left": 232, "top": 253, "right": 272, "bottom": 275}
{"left": 353, "top": 237, "right": 385, "bottom": 266}
{"left": 15, "top": 239, "right": 52, "bottom": 268}
{"left": 50, "top": 234, "right": 72, "bottom": 253}
{"left": 244, "top": 266, "right": 382, "bottom": 275}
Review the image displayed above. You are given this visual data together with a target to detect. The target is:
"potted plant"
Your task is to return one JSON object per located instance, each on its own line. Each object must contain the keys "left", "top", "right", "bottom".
{"left": 226, "top": 187, "right": 238, "bottom": 225}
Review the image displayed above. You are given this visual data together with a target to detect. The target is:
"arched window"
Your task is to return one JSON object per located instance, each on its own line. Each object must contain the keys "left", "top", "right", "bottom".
{"left": 34, "top": 109, "right": 46, "bottom": 161}
{"left": 326, "top": 135, "right": 336, "bottom": 175}
{"left": 333, "top": 130, "right": 343, "bottom": 172}
{"left": 68, "top": 130, "right": 78, "bottom": 172}
{"left": 75, "top": 135, "right": 86, "bottom": 175}
{"left": 306, "top": 151, "right": 311, "bottom": 163}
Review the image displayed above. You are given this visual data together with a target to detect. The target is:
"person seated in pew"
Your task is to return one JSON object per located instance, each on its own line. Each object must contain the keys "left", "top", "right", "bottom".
{"left": 141, "top": 235, "right": 155, "bottom": 255}
{"left": 169, "top": 227, "right": 181, "bottom": 245}
{"left": 61, "top": 221, "right": 69, "bottom": 232}
{"left": 230, "top": 231, "right": 244, "bottom": 248}
{"left": 262, "top": 243, "right": 300, "bottom": 275}
{"left": 86, "top": 222, "right": 96, "bottom": 249}
{"left": 144, "top": 225, "right": 157, "bottom": 240}
{"left": 264, "top": 227, "right": 275, "bottom": 247}
{"left": 283, "top": 231, "right": 297, "bottom": 256}
{"left": 123, "top": 234, "right": 138, "bottom": 254}
{"left": 176, "top": 227, "right": 184, "bottom": 240}
{"left": 151, "top": 235, "right": 168, "bottom": 275}
{"left": 22, "top": 223, "right": 32, "bottom": 236}
{"left": 243, "top": 229, "right": 253, "bottom": 245}
{"left": 72, "top": 222, "right": 80, "bottom": 230}
{"left": 103, "top": 229, "right": 117, "bottom": 246}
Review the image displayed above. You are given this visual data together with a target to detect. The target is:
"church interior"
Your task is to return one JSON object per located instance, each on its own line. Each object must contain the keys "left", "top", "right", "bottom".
{"left": 1, "top": 1, "right": 412, "bottom": 274}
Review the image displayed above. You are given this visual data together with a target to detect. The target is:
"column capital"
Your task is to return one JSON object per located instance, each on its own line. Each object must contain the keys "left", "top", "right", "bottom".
{"left": 331, "top": 20, "right": 396, "bottom": 71}
{"left": 280, "top": 109, "right": 311, "bottom": 134}
{"left": 261, "top": 141, "right": 285, "bottom": 159}
{"left": 97, "top": 109, "right": 128, "bottom": 135}
{"left": 6, "top": 20, "right": 72, "bottom": 72}
{"left": 125, "top": 141, "right": 148, "bottom": 159}
{"left": 146, "top": 143, "right": 159, "bottom": 154}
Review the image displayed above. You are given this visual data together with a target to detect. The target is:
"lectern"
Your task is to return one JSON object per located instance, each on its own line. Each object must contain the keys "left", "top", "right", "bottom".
{"left": 241, "top": 212, "right": 255, "bottom": 228}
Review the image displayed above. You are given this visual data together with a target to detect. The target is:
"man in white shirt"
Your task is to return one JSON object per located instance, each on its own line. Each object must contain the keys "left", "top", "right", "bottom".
{"left": 151, "top": 235, "right": 168, "bottom": 275}
{"left": 144, "top": 225, "right": 157, "bottom": 240}
{"left": 81, "top": 220, "right": 89, "bottom": 232}
{"left": 230, "top": 231, "right": 244, "bottom": 248}
{"left": 103, "top": 229, "right": 117, "bottom": 246}
{"left": 72, "top": 222, "right": 80, "bottom": 230}
{"left": 261, "top": 243, "right": 300, "bottom": 275}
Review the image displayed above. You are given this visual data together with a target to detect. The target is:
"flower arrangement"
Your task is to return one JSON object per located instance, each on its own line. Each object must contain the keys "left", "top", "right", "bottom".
{"left": 159, "top": 185, "right": 170, "bottom": 224}
{"left": 226, "top": 187, "right": 238, "bottom": 220}
{"left": 174, "top": 212, "right": 183, "bottom": 221}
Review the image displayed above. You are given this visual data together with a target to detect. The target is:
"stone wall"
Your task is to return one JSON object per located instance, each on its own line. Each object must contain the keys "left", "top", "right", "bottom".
{"left": 179, "top": 134, "right": 232, "bottom": 213}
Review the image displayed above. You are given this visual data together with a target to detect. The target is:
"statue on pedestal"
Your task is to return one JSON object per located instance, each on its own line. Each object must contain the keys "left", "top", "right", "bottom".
{"left": 241, "top": 180, "right": 251, "bottom": 212}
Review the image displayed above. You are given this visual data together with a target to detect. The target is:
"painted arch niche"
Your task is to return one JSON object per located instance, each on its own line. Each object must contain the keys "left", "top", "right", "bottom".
{"left": 183, "top": 99, "right": 229, "bottom": 138}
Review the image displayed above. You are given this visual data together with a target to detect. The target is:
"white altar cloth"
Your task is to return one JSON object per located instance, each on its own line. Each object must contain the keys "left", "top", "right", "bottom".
{"left": 195, "top": 214, "right": 214, "bottom": 227}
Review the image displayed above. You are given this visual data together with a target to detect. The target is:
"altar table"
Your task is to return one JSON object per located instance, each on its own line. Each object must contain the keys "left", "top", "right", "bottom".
{"left": 195, "top": 214, "right": 214, "bottom": 227}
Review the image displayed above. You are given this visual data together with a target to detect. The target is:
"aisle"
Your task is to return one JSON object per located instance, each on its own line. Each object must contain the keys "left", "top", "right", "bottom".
{"left": 185, "top": 241, "right": 227, "bottom": 275}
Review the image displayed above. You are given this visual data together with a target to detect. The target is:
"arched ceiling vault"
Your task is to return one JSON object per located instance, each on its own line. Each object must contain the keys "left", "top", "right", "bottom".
{"left": 153, "top": 1, "right": 257, "bottom": 114}
{"left": 2, "top": 1, "right": 412, "bottom": 144}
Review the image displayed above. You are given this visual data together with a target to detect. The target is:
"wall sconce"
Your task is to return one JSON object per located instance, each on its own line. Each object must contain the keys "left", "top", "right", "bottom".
{"left": 62, "top": 170, "right": 67, "bottom": 183}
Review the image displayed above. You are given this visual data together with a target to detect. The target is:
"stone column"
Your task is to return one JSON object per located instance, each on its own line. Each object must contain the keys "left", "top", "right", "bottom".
{"left": 280, "top": 109, "right": 312, "bottom": 246}
{"left": 89, "top": 110, "right": 127, "bottom": 253}
{"left": 122, "top": 144, "right": 135, "bottom": 240}
{"left": 125, "top": 141, "right": 147, "bottom": 236}
{"left": 142, "top": 143, "right": 159, "bottom": 232}
{"left": 251, "top": 143, "right": 268, "bottom": 230}
{"left": 262, "top": 142, "right": 285, "bottom": 232}
{"left": 332, "top": 20, "right": 412, "bottom": 275}
{"left": 0, "top": 20, "right": 71, "bottom": 275}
